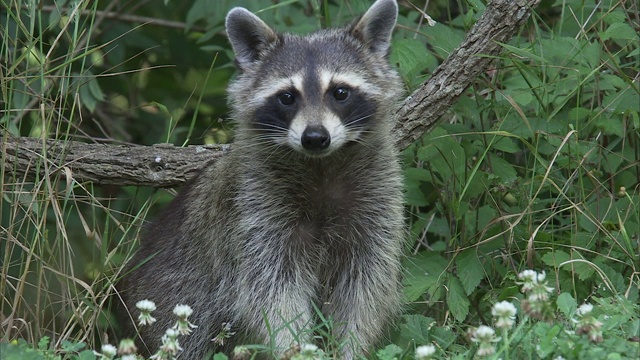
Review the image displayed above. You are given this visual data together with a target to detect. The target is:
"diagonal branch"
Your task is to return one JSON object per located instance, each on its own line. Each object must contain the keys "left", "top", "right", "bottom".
{"left": 1, "top": 0, "right": 540, "bottom": 188}
{"left": 394, "top": 0, "right": 541, "bottom": 149}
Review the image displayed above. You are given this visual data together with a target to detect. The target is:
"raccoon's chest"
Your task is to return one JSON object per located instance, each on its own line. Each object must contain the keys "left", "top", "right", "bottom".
{"left": 291, "top": 173, "right": 364, "bottom": 242}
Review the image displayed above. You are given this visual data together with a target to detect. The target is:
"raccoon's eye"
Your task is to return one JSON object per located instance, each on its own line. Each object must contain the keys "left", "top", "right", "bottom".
{"left": 333, "top": 87, "right": 350, "bottom": 102}
{"left": 277, "top": 92, "right": 295, "bottom": 106}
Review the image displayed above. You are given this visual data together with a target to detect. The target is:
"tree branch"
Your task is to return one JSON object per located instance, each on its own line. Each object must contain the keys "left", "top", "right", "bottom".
{"left": 1, "top": 0, "right": 540, "bottom": 188}
{"left": 394, "top": 0, "right": 541, "bottom": 149}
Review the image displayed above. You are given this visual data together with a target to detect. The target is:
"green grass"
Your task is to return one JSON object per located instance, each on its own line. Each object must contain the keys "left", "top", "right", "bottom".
{"left": 1, "top": 0, "right": 638, "bottom": 359}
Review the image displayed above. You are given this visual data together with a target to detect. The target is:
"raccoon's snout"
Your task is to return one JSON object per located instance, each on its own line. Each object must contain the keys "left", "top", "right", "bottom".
{"left": 301, "top": 125, "right": 331, "bottom": 151}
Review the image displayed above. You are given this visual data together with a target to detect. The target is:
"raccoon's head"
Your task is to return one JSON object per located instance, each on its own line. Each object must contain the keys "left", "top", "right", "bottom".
{"left": 225, "top": 0, "right": 402, "bottom": 158}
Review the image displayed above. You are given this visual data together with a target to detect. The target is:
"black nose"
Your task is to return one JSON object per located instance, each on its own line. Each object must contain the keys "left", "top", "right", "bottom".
{"left": 301, "top": 125, "right": 331, "bottom": 151}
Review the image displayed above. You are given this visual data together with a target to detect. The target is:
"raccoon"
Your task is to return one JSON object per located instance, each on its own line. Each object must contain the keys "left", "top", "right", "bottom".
{"left": 119, "top": 0, "right": 405, "bottom": 358}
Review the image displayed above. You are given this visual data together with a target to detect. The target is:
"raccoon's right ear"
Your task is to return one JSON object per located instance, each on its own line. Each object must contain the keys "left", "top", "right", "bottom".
{"left": 351, "top": 0, "right": 398, "bottom": 58}
{"left": 225, "top": 8, "right": 278, "bottom": 71}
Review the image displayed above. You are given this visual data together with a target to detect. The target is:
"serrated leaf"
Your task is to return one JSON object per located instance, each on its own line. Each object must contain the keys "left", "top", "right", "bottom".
{"left": 491, "top": 136, "right": 520, "bottom": 154}
{"left": 487, "top": 154, "right": 518, "bottom": 181}
{"left": 535, "top": 323, "right": 562, "bottom": 358}
{"left": 602, "top": 22, "right": 638, "bottom": 41}
{"left": 455, "top": 249, "right": 484, "bottom": 295}
{"left": 603, "top": 10, "right": 627, "bottom": 24}
{"left": 0, "top": 343, "right": 47, "bottom": 360}
{"left": 568, "top": 107, "right": 592, "bottom": 121}
{"left": 432, "top": 326, "right": 457, "bottom": 349}
{"left": 498, "top": 41, "right": 546, "bottom": 63}
{"left": 595, "top": 117, "right": 624, "bottom": 137}
{"left": 556, "top": 292, "right": 577, "bottom": 318}
{"left": 398, "top": 314, "right": 435, "bottom": 345}
{"left": 390, "top": 38, "right": 429, "bottom": 79}
{"left": 212, "top": 352, "right": 229, "bottom": 360}
{"left": 61, "top": 340, "right": 85, "bottom": 352}
{"left": 572, "top": 260, "right": 595, "bottom": 281}
{"left": 376, "top": 344, "right": 403, "bottom": 360}
{"left": 429, "top": 23, "right": 465, "bottom": 56}
{"left": 446, "top": 275, "right": 470, "bottom": 322}
{"left": 541, "top": 250, "right": 571, "bottom": 268}
{"left": 403, "top": 252, "right": 449, "bottom": 302}
{"left": 78, "top": 349, "right": 98, "bottom": 360}
{"left": 78, "top": 81, "right": 97, "bottom": 113}
{"left": 37, "top": 336, "right": 50, "bottom": 350}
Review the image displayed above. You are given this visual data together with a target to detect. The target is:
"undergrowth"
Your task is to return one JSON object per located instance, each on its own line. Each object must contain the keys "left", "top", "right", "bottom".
{"left": 1, "top": 0, "right": 638, "bottom": 359}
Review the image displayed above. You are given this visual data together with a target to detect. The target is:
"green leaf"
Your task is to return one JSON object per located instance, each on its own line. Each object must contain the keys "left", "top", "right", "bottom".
{"left": 432, "top": 326, "right": 457, "bottom": 350}
{"left": 498, "top": 41, "right": 546, "bottom": 63}
{"left": 534, "top": 323, "right": 562, "bottom": 358}
{"left": 390, "top": 38, "right": 429, "bottom": 79}
{"left": 212, "top": 353, "right": 229, "bottom": 360}
{"left": 541, "top": 250, "right": 571, "bottom": 268}
{"left": 77, "top": 349, "right": 98, "bottom": 360}
{"left": 397, "top": 315, "right": 435, "bottom": 345}
{"left": 556, "top": 292, "right": 577, "bottom": 318}
{"left": 595, "top": 117, "right": 625, "bottom": 137}
{"left": 61, "top": 340, "right": 85, "bottom": 352}
{"left": 428, "top": 23, "right": 465, "bottom": 56}
{"left": 455, "top": 249, "right": 484, "bottom": 295}
{"left": 446, "top": 275, "right": 470, "bottom": 322}
{"left": 404, "top": 168, "right": 433, "bottom": 207}
{"left": 602, "top": 10, "right": 627, "bottom": 25}
{"left": 491, "top": 136, "right": 520, "bottom": 154}
{"left": 37, "top": 337, "right": 50, "bottom": 350}
{"left": 568, "top": 107, "right": 592, "bottom": 121}
{"left": 602, "top": 22, "right": 638, "bottom": 41}
{"left": 572, "top": 259, "right": 596, "bottom": 281}
{"left": 403, "top": 252, "right": 449, "bottom": 302}
{"left": 0, "top": 343, "right": 47, "bottom": 360}
{"left": 487, "top": 154, "right": 518, "bottom": 182}
{"left": 376, "top": 344, "right": 403, "bottom": 360}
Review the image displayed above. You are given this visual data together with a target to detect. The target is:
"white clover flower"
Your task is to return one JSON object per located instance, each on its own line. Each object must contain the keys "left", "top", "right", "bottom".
{"left": 492, "top": 301, "right": 517, "bottom": 329}
{"left": 576, "top": 303, "right": 593, "bottom": 317}
{"left": 415, "top": 344, "right": 436, "bottom": 359}
{"left": 172, "top": 304, "right": 198, "bottom": 335}
{"left": 101, "top": 344, "right": 117, "bottom": 357}
{"left": 476, "top": 343, "right": 496, "bottom": 357}
{"left": 138, "top": 312, "right": 156, "bottom": 326}
{"left": 470, "top": 325, "right": 500, "bottom": 358}
{"left": 294, "top": 343, "right": 325, "bottom": 359}
{"left": 472, "top": 325, "right": 498, "bottom": 343}
{"left": 120, "top": 355, "right": 138, "bottom": 360}
{"left": 475, "top": 325, "right": 495, "bottom": 339}
{"left": 173, "top": 304, "right": 193, "bottom": 318}
{"left": 518, "top": 270, "right": 537, "bottom": 283}
{"left": 136, "top": 299, "right": 157, "bottom": 326}
{"left": 536, "top": 271, "right": 547, "bottom": 282}
{"left": 136, "top": 299, "right": 156, "bottom": 312}
{"left": 164, "top": 328, "right": 179, "bottom": 338}
{"left": 159, "top": 328, "right": 183, "bottom": 355}
{"left": 300, "top": 343, "right": 319, "bottom": 353}
{"left": 517, "top": 270, "right": 538, "bottom": 292}
{"left": 118, "top": 338, "right": 137, "bottom": 355}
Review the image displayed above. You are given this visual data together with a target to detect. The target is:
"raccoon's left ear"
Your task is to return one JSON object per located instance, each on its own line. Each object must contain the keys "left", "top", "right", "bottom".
{"left": 351, "top": 0, "right": 398, "bottom": 57}
{"left": 226, "top": 8, "right": 278, "bottom": 71}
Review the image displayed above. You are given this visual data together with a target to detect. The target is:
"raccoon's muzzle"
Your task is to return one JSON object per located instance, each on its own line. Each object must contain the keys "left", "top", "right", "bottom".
{"left": 301, "top": 124, "right": 331, "bottom": 151}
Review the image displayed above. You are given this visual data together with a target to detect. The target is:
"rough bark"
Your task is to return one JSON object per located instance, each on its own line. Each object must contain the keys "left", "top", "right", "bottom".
{"left": 393, "top": 0, "right": 541, "bottom": 149}
{"left": 1, "top": 0, "right": 540, "bottom": 188}
{"left": 1, "top": 139, "right": 229, "bottom": 188}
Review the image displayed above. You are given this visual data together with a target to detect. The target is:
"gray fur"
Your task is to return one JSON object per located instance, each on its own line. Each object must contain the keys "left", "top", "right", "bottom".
{"left": 120, "top": 0, "right": 404, "bottom": 358}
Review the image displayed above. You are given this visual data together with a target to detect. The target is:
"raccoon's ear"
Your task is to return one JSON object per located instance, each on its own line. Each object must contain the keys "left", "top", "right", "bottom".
{"left": 225, "top": 8, "right": 278, "bottom": 70}
{"left": 351, "top": 0, "right": 398, "bottom": 57}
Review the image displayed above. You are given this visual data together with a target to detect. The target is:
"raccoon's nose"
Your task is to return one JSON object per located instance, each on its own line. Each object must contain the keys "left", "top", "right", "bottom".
{"left": 301, "top": 125, "right": 331, "bottom": 151}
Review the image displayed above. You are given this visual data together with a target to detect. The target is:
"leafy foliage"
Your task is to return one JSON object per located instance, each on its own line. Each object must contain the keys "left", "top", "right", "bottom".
{"left": 1, "top": 0, "right": 638, "bottom": 359}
